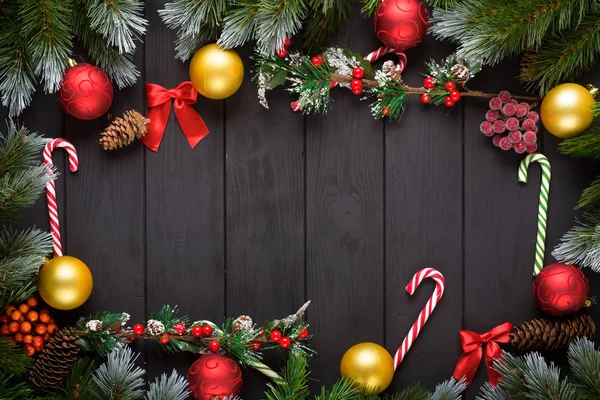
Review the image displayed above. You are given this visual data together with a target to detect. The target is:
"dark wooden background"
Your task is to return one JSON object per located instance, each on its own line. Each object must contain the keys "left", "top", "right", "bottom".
{"left": 10, "top": 2, "right": 600, "bottom": 398}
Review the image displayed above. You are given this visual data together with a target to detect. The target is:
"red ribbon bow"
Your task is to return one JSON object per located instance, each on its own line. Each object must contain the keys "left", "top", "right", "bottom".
{"left": 142, "top": 82, "right": 209, "bottom": 152}
{"left": 452, "top": 322, "right": 513, "bottom": 387}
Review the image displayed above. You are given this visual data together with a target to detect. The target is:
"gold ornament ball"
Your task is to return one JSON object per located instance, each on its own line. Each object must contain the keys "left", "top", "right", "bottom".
{"left": 340, "top": 342, "right": 395, "bottom": 394}
{"left": 540, "top": 83, "right": 596, "bottom": 139}
{"left": 38, "top": 256, "right": 93, "bottom": 310}
{"left": 189, "top": 44, "right": 244, "bottom": 100}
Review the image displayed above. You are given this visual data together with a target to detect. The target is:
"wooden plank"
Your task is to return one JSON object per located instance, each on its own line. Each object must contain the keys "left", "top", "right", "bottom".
{"left": 385, "top": 37, "right": 463, "bottom": 390}
{"left": 305, "top": 4, "right": 385, "bottom": 389}
{"left": 144, "top": 0, "right": 225, "bottom": 381}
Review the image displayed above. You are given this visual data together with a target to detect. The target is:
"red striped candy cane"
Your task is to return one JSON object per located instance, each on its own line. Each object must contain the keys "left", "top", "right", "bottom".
{"left": 43, "top": 139, "right": 79, "bottom": 258}
{"left": 393, "top": 268, "right": 445, "bottom": 370}
{"left": 364, "top": 47, "right": 408, "bottom": 73}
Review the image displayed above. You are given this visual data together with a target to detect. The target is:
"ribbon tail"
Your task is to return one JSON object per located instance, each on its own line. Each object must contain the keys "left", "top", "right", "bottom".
{"left": 174, "top": 103, "right": 209, "bottom": 149}
{"left": 484, "top": 342, "right": 504, "bottom": 387}
{"left": 142, "top": 102, "right": 171, "bottom": 152}
{"left": 453, "top": 349, "right": 482, "bottom": 387}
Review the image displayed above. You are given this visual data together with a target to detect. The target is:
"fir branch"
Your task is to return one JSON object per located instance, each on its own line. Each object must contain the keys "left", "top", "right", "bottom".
{"left": 254, "top": 0, "right": 309, "bottom": 54}
{"left": 429, "top": 378, "right": 466, "bottom": 400}
{"left": 568, "top": 338, "right": 600, "bottom": 399}
{"left": 53, "top": 358, "right": 96, "bottom": 400}
{"left": 559, "top": 127, "right": 600, "bottom": 159}
{"left": 265, "top": 351, "right": 311, "bottom": 400}
{"left": 0, "top": 124, "right": 47, "bottom": 178}
{"left": 553, "top": 208, "right": 600, "bottom": 272}
{"left": 76, "top": 311, "right": 131, "bottom": 356}
{"left": 174, "top": 24, "right": 220, "bottom": 62}
{"left": 0, "top": 336, "right": 34, "bottom": 375}
{"left": 219, "top": 1, "right": 260, "bottom": 50}
{"left": 0, "top": 280, "right": 37, "bottom": 312}
{"left": 576, "top": 175, "right": 600, "bottom": 209}
{"left": 303, "top": 0, "right": 352, "bottom": 55}
{"left": 475, "top": 382, "right": 508, "bottom": 400}
{"left": 0, "top": 372, "right": 36, "bottom": 399}
{"left": 314, "top": 377, "right": 358, "bottom": 400}
{"left": 145, "top": 369, "right": 190, "bottom": 400}
{"left": 521, "top": 14, "right": 600, "bottom": 95}
{"left": 90, "top": 348, "right": 145, "bottom": 400}
{"left": 84, "top": 0, "right": 148, "bottom": 54}
{"left": 360, "top": 0, "right": 379, "bottom": 16}
{"left": 0, "top": 165, "right": 51, "bottom": 221}
{"left": 20, "top": 0, "right": 73, "bottom": 93}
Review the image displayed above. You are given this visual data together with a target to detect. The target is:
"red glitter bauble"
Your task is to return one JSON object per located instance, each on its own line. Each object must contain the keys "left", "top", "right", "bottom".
{"left": 374, "top": 0, "right": 429, "bottom": 52}
{"left": 187, "top": 354, "right": 243, "bottom": 400}
{"left": 533, "top": 263, "right": 589, "bottom": 316}
{"left": 58, "top": 63, "right": 113, "bottom": 120}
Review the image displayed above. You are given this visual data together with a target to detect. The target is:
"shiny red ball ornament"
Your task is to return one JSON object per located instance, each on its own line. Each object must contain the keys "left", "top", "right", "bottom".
{"left": 533, "top": 263, "right": 589, "bottom": 316}
{"left": 444, "top": 81, "right": 457, "bottom": 91}
{"left": 311, "top": 56, "right": 323, "bottom": 66}
{"left": 423, "top": 77, "right": 435, "bottom": 89}
{"left": 251, "top": 341, "right": 261, "bottom": 350}
{"left": 187, "top": 354, "right": 243, "bottom": 400}
{"left": 277, "top": 48, "right": 288, "bottom": 58}
{"left": 420, "top": 93, "right": 431, "bottom": 104}
{"left": 298, "top": 328, "right": 309, "bottom": 339}
{"left": 444, "top": 96, "right": 455, "bottom": 107}
{"left": 133, "top": 324, "right": 144, "bottom": 335}
{"left": 270, "top": 329, "right": 282, "bottom": 342}
{"left": 279, "top": 337, "right": 291, "bottom": 348}
{"left": 209, "top": 340, "right": 220, "bottom": 352}
{"left": 174, "top": 322, "right": 186, "bottom": 335}
{"left": 192, "top": 325, "right": 203, "bottom": 337}
{"left": 159, "top": 334, "right": 170, "bottom": 344}
{"left": 58, "top": 63, "right": 113, "bottom": 120}
{"left": 202, "top": 325, "right": 213, "bottom": 337}
{"left": 449, "top": 90, "right": 461, "bottom": 102}
{"left": 374, "top": 0, "right": 429, "bottom": 53}
{"left": 353, "top": 67, "right": 365, "bottom": 79}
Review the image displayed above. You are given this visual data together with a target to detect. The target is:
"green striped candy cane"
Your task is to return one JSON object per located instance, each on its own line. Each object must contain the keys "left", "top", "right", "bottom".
{"left": 518, "top": 153, "right": 551, "bottom": 276}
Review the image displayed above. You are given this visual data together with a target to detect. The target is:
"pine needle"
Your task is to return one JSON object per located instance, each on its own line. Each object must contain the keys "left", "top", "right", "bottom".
{"left": 568, "top": 338, "right": 600, "bottom": 398}
{"left": 0, "top": 337, "right": 34, "bottom": 375}
{"left": 577, "top": 176, "right": 600, "bottom": 209}
{"left": 303, "top": 0, "right": 352, "bottom": 54}
{"left": 559, "top": 127, "right": 600, "bottom": 160}
{"left": 552, "top": 208, "right": 600, "bottom": 272}
{"left": 90, "top": 348, "right": 145, "bottom": 400}
{"left": 145, "top": 369, "right": 190, "bottom": 400}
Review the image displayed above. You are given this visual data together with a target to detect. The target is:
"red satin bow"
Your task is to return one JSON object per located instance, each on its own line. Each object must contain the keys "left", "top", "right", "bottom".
{"left": 143, "top": 82, "right": 209, "bottom": 152}
{"left": 453, "top": 322, "right": 513, "bottom": 387}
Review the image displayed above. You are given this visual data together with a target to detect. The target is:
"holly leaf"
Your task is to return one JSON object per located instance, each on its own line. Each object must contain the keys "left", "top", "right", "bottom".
{"left": 270, "top": 70, "right": 288, "bottom": 89}
{"left": 342, "top": 48, "right": 373, "bottom": 78}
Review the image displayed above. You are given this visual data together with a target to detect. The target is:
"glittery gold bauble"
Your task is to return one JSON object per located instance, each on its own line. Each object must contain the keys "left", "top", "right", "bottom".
{"left": 189, "top": 44, "right": 244, "bottom": 100}
{"left": 340, "top": 342, "right": 394, "bottom": 394}
{"left": 38, "top": 256, "right": 93, "bottom": 310}
{"left": 540, "top": 83, "right": 597, "bottom": 139}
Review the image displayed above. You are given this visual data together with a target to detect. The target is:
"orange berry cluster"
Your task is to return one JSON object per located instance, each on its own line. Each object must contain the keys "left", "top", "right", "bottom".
{"left": 0, "top": 297, "right": 58, "bottom": 356}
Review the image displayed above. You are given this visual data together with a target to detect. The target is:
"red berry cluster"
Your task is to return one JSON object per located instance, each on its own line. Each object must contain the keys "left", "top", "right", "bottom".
{"left": 265, "top": 327, "right": 309, "bottom": 350}
{"left": 0, "top": 297, "right": 58, "bottom": 356}
{"left": 421, "top": 77, "right": 461, "bottom": 107}
{"left": 277, "top": 37, "right": 293, "bottom": 58}
{"left": 311, "top": 54, "right": 325, "bottom": 66}
{"left": 479, "top": 91, "right": 539, "bottom": 154}
{"left": 350, "top": 67, "right": 364, "bottom": 95}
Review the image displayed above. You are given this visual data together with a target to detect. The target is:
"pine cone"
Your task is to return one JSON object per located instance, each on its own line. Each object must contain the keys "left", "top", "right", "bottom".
{"left": 30, "top": 327, "right": 80, "bottom": 390}
{"left": 381, "top": 60, "right": 403, "bottom": 83}
{"left": 450, "top": 64, "right": 470, "bottom": 86}
{"left": 99, "top": 109, "right": 149, "bottom": 150}
{"left": 233, "top": 315, "right": 253, "bottom": 333}
{"left": 509, "top": 312, "right": 596, "bottom": 353}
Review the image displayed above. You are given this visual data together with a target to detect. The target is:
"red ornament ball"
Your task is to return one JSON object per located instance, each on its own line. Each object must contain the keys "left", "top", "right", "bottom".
{"left": 533, "top": 263, "right": 589, "bottom": 316}
{"left": 58, "top": 63, "right": 113, "bottom": 120}
{"left": 187, "top": 354, "right": 243, "bottom": 400}
{"left": 374, "top": 0, "right": 429, "bottom": 52}
{"left": 133, "top": 324, "right": 144, "bottom": 335}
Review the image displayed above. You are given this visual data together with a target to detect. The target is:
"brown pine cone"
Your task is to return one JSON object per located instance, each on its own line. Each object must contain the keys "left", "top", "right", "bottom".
{"left": 509, "top": 311, "right": 596, "bottom": 353}
{"left": 29, "top": 327, "right": 81, "bottom": 390}
{"left": 450, "top": 64, "right": 470, "bottom": 87}
{"left": 99, "top": 109, "right": 149, "bottom": 150}
{"left": 381, "top": 60, "right": 403, "bottom": 83}
{"left": 233, "top": 315, "right": 253, "bottom": 333}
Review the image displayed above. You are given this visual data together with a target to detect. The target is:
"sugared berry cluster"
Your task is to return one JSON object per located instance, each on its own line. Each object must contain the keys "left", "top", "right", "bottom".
{"left": 479, "top": 91, "right": 539, "bottom": 154}
{"left": 276, "top": 37, "right": 293, "bottom": 58}
{"left": 421, "top": 77, "right": 461, "bottom": 107}
{"left": 0, "top": 297, "right": 58, "bottom": 356}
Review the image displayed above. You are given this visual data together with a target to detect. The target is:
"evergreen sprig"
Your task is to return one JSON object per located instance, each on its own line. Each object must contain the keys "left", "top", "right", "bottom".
{"left": 553, "top": 208, "right": 600, "bottom": 272}
{"left": 76, "top": 311, "right": 132, "bottom": 356}
{"left": 576, "top": 176, "right": 600, "bottom": 209}
{"left": 559, "top": 127, "right": 600, "bottom": 159}
{"left": 302, "top": 0, "right": 352, "bottom": 55}
{"left": 0, "top": 336, "right": 34, "bottom": 375}
{"left": 145, "top": 369, "right": 190, "bottom": 400}
{"left": 0, "top": 371, "right": 36, "bottom": 399}
{"left": 90, "top": 348, "right": 145, "bottom": 400}
{"left": 50, "top": 358, "right": 96, "bottom": 400}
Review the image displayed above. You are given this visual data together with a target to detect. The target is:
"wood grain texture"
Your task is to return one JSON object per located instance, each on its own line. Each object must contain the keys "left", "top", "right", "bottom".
{"left": 144, "top": 0, "right": 225, "bottom": 380}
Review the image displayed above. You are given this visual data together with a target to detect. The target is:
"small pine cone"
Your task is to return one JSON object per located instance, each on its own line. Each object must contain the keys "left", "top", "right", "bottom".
{"left": 30, "top": 327, "right": 80, "bottom": 390}
{"left": 381, "top": 60, "right": 403, "bottom": 83}
{"left": 450, "top": 64, "right": 470, "bottom": 86}
{"left": 509, "top": 312, "right": 596, "bottom": 353}
{"left": 99, "top": 109, "right": 150, "bottom": 151}
{"left": 233, "top": 315, "right": 253, "bottom": 333}
{"left": 146, "top": 319, "right": 165, "bottom": 336}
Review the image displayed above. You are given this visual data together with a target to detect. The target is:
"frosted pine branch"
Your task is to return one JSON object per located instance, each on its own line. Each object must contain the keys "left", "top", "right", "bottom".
{"left": 552, "top": 209, "right": 600, "bottom": 272}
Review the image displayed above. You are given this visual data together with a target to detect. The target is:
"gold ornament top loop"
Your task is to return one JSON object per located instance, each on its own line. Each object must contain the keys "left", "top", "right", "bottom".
{"left": 586, "top": 84, "right": 598, "bottom": 99}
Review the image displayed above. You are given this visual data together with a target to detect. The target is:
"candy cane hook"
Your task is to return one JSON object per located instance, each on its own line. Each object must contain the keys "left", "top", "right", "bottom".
{"left": 518, "top": 153, "right": 551, "bottom": 276}
{"left": 43, "top": 139, "right": 79, "bottom": 258}
{"left": 393, "top": 268, "right": 445, "bottom": 371}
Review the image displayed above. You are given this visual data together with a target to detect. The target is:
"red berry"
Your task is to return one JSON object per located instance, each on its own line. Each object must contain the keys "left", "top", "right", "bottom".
{"left": 522, "top": 119, "right": 537, "bottom": 131}
{"left": 523, "top": 131, "right": 537, "bottom": 145}
{"left": 351, "top": 79, "right": 362, "bottom": 89}
{"left": 317, "top": 55, "right": 325, "bottom": 63}
{"left": 499, "top": 137, "right": 512, "bottom": 151}
{"left": 492, "top": 120, "right": 506, "bottom": 134}
{"left": 381, "top": 106, "right": 391, "bottom": 116}
{"left": 192, "top": 325, "right": 203, "bottom": 337}
{"left": 492, "top": 135, "right": 503, "bottom": 147}
{"left": 277, "top": 48, "right": 288, "bottom": 58}
{"left": 159, "top": 334, "right": 170, "bottom": 345}
{"left": 420, "top": 93, "right": 431, "bottom": 104}
{"left": 449, "top": 90, "right": 461, "bottom": 102}
{"left": 352, "top": 87, "right": 363, "bottom": 95}
{"left": 423, "top": 77, "right": 435, "bottom": 89}
{"left": 311, "top": 56, "right": 323, "bottom": 66}
{"left": 444, "top": 96, "right": 455, "bottom": 107}
{"left": 133, "top": 324, "right": 144, "bottom": 335}
{"left": 513, "top": 141, "right": 526, "bottom": 154}
{"left": 525, "top": 143, "right": 538, "bottom": 153}
{"left": 201, "top": 325, "right": 213, "bottom": 337}
{"left": 498, "top": 90, "right": 512, "bottom": 103}
{"left": 506, "top": 117, "right": 520, "bottom": 131}
{"left": 174, "top": 322, "right": 186, "bottom": 335}
{"left": 279, "top": 337, "right": 291, "bottom": 349}
{"left": 352, "top": 67, "right": 364, "bottom": 79}
{"left": 489, "top": 97, "right": 502, "bottom": 110}
{"left": 298, "top": 328, "right": 309, "bottom": 339}
{"left": 209, "top": 341, "right": 220, "bottom": 352}
{"left": 502, "top": 103, "right": 516, "bottom": 117}
{"left": 480, "top": 121, "right": 494, "bottom": 137}
{"left": 270, "top": 330, "right": 282, "bottom": 342}
{"left": 251, "top": 341, "right": 261, "bottom": 350}
{"left": 290, "top": 101, "right": 300, "bottom": 111}
{"left": 515, "top": 103, "right": 529, "bottom": 118}
{"left": 444, "top": 81, "right": 456, "bottom": 91}
{"left": 508, "top": 131, "right": 522, "bottom": 144}
{"left": 128, "top": 336, "right": 136, "bottom": 342}
{"left": 510, "top": 99, "right": 519, "bottom": 105}
{"left": 485, "top": 110, "right": 499, "bottom": 122}
{"left": 526, "top": 111, "right": 539, "bottom": 122}
{"left": 283, "top": 37, "right": 292, "bottom": 47}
